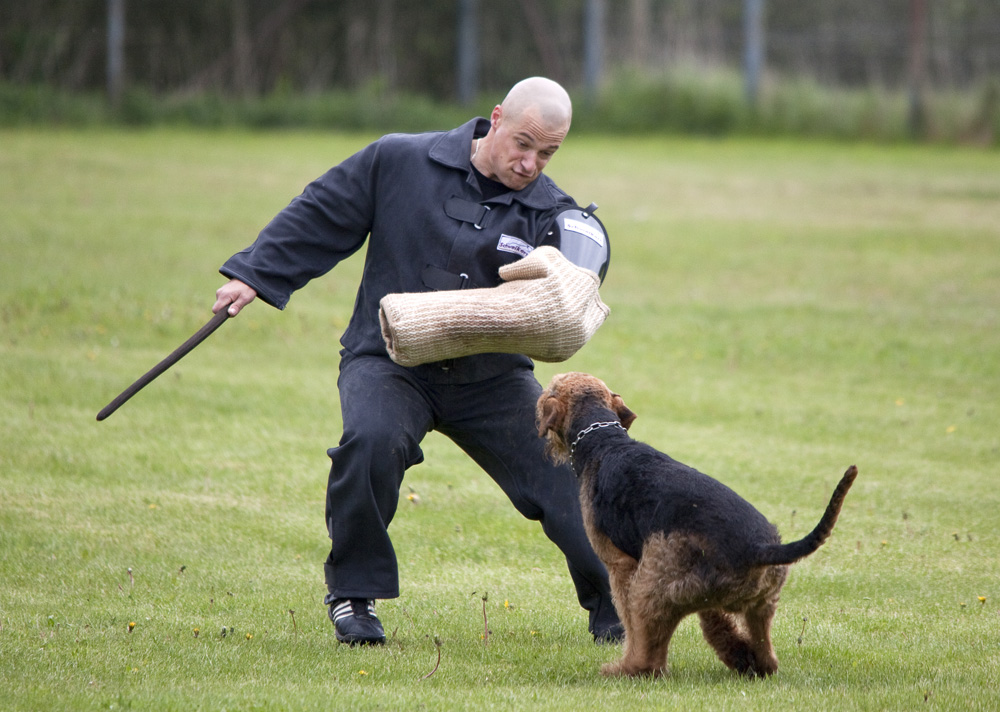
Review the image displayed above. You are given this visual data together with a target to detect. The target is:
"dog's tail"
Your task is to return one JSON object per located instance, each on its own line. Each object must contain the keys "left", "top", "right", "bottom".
{"left": 754, "top": 465, "right": 858, "bottom": 567}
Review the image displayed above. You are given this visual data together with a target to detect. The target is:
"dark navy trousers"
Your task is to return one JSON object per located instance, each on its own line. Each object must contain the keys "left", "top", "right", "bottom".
{"left": 323, "top": 353, "right": 619, "bottom": 635}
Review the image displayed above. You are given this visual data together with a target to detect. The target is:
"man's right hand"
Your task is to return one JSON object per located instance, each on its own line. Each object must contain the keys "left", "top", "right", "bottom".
{"left": 214, "top": 279, "right": 257, "bottom": 316}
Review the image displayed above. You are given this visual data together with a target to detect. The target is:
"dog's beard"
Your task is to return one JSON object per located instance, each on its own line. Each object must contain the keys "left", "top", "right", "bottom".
{"left": 542, "top": 430, "right": 572, "bottom": 466}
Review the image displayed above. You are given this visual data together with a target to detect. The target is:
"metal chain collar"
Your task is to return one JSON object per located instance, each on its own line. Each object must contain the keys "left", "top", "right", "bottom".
{"left": 569, "top": 421, "right": 627, "bottom": 470}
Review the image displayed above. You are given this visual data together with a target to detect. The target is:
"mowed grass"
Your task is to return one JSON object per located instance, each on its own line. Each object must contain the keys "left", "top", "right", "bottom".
{"left": 1, "top": 128, "right": 998, "bottom": 711}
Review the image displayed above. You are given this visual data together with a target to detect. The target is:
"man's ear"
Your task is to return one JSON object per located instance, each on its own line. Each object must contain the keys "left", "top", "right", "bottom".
{"left": 611, "top": 393, "right": 637, "bottom": 430}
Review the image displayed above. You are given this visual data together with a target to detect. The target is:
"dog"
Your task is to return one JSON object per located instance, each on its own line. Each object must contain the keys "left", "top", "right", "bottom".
{"left": 536, "top": 372, "right": 857, "bottom": 678}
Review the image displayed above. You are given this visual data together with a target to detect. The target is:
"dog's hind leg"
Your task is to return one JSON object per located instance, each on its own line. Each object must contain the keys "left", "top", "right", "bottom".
{"left": 741, "top": 599, "right": 780, "bottom": 677}
{"left": 602, "top": 536, "right": 693, "bottom": 677}
{"left": 698, "top": 609, "right": 756, "bottom": 675}
{"left": 602, "top": 610, "right": 683, "bottom": 678}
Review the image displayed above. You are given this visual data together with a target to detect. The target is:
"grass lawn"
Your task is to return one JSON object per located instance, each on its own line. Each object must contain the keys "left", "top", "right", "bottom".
{"left": 1, "top": 128, "right": 998, "bottom": 711}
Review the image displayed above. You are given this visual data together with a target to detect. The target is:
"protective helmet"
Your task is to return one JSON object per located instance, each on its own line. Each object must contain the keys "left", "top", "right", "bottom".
{"left": 549, "top": 203, "right": 610, "bottom": 284}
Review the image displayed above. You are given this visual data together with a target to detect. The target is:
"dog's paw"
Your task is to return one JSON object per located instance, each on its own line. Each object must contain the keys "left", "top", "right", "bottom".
{"left": 600, "top": 661, "right": 623, "bottom": 677}
{"left": 726, "top": 646, "right": 757, "bottom": 675}
{"left": 729, "top": 651, "right": 778, "bottom": 678}
{"left": 747, "top": 657, "right": 778, "bottom": 678}
{"left": 600, "top": 660, "right": 666, "bottom": 678}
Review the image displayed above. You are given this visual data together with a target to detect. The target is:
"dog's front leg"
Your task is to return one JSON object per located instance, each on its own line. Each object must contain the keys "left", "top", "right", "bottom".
{"left": 605, "top": 556, "right": 637, "bottom": 640}
{"left": 581, "top": 501, "right": 639, "bottom": 635}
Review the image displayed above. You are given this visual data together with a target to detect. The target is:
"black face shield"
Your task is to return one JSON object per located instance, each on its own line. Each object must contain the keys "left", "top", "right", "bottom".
{"left": 548, "top": 203, "right": 610, "bottom": 284}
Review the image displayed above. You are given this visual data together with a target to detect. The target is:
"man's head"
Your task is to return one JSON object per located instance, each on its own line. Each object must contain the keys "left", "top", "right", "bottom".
{"left": 474, "top": 77, "right": 572, "bottom": 191}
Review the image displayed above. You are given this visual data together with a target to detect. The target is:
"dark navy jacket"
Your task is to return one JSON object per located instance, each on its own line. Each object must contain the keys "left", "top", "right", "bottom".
{"left": 221, "top": 117, "right": 578, "bottom": 383}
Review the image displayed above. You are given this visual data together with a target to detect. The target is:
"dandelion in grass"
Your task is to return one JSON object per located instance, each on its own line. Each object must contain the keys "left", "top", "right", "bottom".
{"left": 245, "top": 633, "right": 253, "bottom": 640}
{"left": 193, "top": 628, "right": 200, "bottom": 638}
{"left": 978, "top": 596, "right": 987, "bottom": 606}
{"left": 358, "top": 670, "right": 368, "bottom": 676}
{"left": 128, "top": 621, "right": 136, "bottom": 633}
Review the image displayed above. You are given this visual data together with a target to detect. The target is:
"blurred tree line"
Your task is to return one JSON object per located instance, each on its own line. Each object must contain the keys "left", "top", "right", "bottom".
{"left": 3, "top": 0, "right": 1000, "bottom": 100}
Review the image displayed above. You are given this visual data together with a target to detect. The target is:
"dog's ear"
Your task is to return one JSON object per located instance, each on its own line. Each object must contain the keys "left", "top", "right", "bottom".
{"left": 536, "top": 396, "right": 566, "bottom": 438}
{"left": 611, "top": 393, "right": 637, "bottom": 430}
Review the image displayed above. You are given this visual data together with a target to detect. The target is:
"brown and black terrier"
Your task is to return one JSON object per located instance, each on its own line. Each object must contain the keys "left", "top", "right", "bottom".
{"left": 537, "top": 372, "right": 857, "bottom": 678}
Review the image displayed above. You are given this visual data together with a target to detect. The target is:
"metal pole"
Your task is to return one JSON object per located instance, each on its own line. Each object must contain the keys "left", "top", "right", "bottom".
{"left": 457, "top": 0, "right": 479, "bottom": 106}
{"left": 107, "top": 0, "right": 125, "bottom": 109}
{"left": 908, "top": 0, "right": 928, "bottom": 137}
{"left": 584, "top": 0, "right": 605, "bottom": 101}
{"left": 744, "top": 0, "right": 764, "bottom": 108}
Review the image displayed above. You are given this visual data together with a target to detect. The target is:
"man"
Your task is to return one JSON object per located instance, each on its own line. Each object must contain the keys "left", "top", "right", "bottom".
{"left": 213, "top": 77, "right": 621, "bottom": 645}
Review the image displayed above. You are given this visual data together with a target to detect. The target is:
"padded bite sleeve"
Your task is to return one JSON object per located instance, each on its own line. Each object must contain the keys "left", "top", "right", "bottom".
{"left": 379, "top": 246, "right": 609, "bottom": 366}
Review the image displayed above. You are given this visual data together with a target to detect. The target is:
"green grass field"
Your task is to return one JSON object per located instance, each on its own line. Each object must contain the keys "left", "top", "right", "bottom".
{"left": 1, "top": 129, "right": 998, "bottom": 711}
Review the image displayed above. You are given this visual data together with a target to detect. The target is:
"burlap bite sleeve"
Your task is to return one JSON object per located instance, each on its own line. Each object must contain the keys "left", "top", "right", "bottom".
{"left": 379, "top": 246, "right": 609, "bottom": 367}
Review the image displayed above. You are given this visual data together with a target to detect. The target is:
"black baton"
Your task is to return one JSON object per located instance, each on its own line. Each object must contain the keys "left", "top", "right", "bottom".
{"left": 96, "top": 309, "right": 231, "bottom": 421}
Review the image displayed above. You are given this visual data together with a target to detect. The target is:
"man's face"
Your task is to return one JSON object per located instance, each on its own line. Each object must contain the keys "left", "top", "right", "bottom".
{"left": 487, "top": 105, "right": 568, "bottom": 191}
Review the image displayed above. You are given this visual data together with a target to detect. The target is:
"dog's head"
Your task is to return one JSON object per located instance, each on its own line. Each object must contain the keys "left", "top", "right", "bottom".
{"left": 536, "top": 372, "right": 637, "bottom": 465}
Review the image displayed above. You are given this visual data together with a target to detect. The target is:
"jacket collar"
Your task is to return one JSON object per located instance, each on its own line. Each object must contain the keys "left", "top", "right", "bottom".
{"left": 428, "top": 117, "right": 563, "bottom": 210}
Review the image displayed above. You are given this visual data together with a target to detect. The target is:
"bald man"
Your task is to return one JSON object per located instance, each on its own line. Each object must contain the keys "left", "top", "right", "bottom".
{"left": 214, "top": 77, "right": 622, "bottom": 646}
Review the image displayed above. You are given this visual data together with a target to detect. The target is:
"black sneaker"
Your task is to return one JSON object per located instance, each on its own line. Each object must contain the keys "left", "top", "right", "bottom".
{"left": 325, "top": 595, "right": 386, "bottom": 646}
{"left": 593, "top": 622, "right": 625, "bottom": 645}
